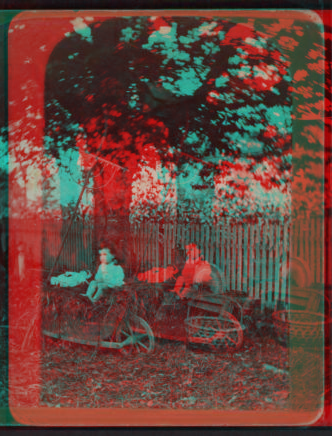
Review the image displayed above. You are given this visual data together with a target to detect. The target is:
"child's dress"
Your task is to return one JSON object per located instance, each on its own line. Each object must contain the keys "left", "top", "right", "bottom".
{"left": 95, "top": 262, "right": 125, "bottom": 287}
{"left": 85, "top": 261, "right": 125, "bottom": 302}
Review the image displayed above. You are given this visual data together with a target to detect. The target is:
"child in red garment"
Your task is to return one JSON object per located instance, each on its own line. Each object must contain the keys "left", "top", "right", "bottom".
{"left": 170, "top": 243, "right": 212, "bottom": 299}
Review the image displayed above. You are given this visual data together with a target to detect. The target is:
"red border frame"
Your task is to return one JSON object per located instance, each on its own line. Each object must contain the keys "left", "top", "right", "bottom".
{"left": 8, "top": 9, "right": 329, "bottom": 426}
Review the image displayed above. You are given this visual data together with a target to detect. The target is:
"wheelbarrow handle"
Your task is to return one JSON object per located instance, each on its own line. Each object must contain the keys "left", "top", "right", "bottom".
{"left": 195, "top": 293, "right": 244, "bottom": 325}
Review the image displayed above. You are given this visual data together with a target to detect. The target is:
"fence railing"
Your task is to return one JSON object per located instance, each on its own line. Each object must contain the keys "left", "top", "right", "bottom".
{"left": 131, "top": 219, "right": 292, "bottom": 308}
{"left": 10, "top": 216, "right": 324, "bottom": 309}
{"left": 131, "top": 217, "right": 324, "bottom": 308}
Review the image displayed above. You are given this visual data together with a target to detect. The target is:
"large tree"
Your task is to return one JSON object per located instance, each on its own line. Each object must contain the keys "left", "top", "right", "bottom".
{"left": 44, "top": 16, "right": 293, "bottom": 222}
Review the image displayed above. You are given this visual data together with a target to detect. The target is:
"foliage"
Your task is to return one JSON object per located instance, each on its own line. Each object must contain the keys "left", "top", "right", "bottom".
{"left": 213, "top": 154, "right": 291, "bottom": 220}
{"left": 5, "top": 14, "right": 329, "bottom": 222}
{"left": 43, "top": 16, "right": 294, "bottom": 222}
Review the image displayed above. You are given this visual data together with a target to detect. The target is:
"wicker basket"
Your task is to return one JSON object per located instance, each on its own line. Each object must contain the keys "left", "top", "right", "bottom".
{"left": 185, "top": 313, "right": 243, "bottom": 351}
{"left": 272, "top": 310, "right": 326, "bottom": 343}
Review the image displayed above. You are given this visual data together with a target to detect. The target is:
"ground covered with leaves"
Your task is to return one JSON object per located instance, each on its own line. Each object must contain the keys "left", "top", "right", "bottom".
{"left": 8, "top": 278, "right": 325, "bottom": 412}
{"left": 9, "top": 279, "right": 290, "bottom": 411}
{"left": 38, "top": 334, "right": 290, "bottom": 410}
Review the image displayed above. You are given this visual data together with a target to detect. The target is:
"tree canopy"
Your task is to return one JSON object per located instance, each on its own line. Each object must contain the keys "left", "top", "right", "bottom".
{"left": 4, "top": 13, "right": 327, "bottom": 221}
{"left": 43, "top": 15, "right": 296, "bottom": 220}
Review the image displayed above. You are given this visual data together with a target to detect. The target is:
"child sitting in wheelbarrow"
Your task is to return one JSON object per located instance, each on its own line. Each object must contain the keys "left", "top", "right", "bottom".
{"left": 81, "top": 243, "right": 125, "bottom": 303}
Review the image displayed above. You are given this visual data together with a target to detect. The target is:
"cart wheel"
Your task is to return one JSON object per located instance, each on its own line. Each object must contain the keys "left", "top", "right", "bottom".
{"left": 210, "top": 313, "right": 243, "bottom": 352}
{"left": 115, "top": 315, "right": 155, "bottom": 355}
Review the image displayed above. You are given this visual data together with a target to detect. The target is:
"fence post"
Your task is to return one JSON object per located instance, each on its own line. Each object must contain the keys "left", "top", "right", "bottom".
{"left": 164, "top": 223, "right": 168, "bottom": 270}
{"left": 180, "top": 222, "right": 185, "bottom": 250}
{"left": 261, "top": 219, "right": 267, "bottom": 309}
{"left": 216, "top": 223, "right": 220, "bottom": 270}
{"left": 248, "top": 220, "right": 255, "bottom": 298}
{"left": 140, "top": 220, "right": 143, "bottom": 272}
{"left": 232, "top": 221, "right": 236, "bottom": 290}
{"left": 226, "top": 218, "right": 231, "bottom": 290}
{"left": 274, "top": 220, "right": 281, "bottom": 308}
{"left": 221, "top": 219, "right": 225, "bottom": 283}
{"left": 242, "top": 220, "right": 248, "bottom": 295}
{"left": 210, "top": 225, "right": 215, "bottom": 265}
{"left": 156, "top": 223, "right": 159, "bottom": 269}
{"left": 281, "top": 218, "right": 290, "bottom": 303}
{"left": 205, "top": 224, "right": 210, "bottom": 265}
{"left": 254, "top": 219, "right": 261, "bottom": 300}
{"left": 267, "top": 220, "right": 274, "bottom": 309}
{"left": 237, "top": 222, "right": 243, "bottom": 292}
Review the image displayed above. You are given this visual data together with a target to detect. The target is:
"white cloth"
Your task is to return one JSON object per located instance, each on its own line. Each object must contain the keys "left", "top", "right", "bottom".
{"left": 50, "top": 270, "right": 92, "bottom": 287}
{"left": 94, "top": 262, "right": 124, "bottom": 288}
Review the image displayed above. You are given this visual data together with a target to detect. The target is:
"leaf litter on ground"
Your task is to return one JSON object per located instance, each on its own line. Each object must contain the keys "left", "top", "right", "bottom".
{"left": 35, "top": 334, "right": 292, "bottom": 410}
{"left": 9, "top": 287, "right": 292, "bottom": 410}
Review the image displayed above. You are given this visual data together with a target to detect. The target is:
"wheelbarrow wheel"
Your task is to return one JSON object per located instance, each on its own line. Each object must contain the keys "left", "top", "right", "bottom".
{"left": 115, "top": 315, "right": 155, "bottom": 355}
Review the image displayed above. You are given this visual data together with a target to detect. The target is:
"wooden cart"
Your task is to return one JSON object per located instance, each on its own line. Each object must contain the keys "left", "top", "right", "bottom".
{"left": 42, "top": 272, "right": 258, "bottom": 354}
{"left": 42, "top": 283, "right": 155, "bottom": 355}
